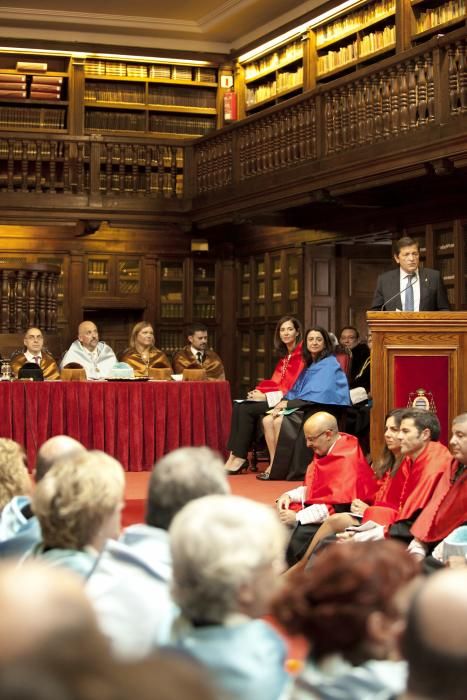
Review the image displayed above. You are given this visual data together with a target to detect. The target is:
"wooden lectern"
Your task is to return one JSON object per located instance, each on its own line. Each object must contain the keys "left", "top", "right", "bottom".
{"left": 367, "top": 312, "right": 467, "bottom": 457}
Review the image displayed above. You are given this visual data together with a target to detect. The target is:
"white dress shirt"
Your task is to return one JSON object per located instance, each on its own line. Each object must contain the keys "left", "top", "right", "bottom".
{"left": 399, "top": 268, "right": 420, "bottom": 311}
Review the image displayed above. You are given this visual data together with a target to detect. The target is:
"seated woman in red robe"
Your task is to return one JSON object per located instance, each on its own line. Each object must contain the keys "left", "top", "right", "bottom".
{"left": 225, "top": 316, "right": 304, "bottom": 474}
{"left": 119, "top": 322, "right": 171, "bottom": 378}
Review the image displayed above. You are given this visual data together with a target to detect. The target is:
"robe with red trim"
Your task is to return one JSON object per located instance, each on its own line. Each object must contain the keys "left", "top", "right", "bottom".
{"left": 362, "top": 440, "right": 453, "bottom": 529}
{"left": 256, "top": 342, "right": 304, "bottom": 396}
{"left": 411, "top": 460, "right": 467, "bottom": 543}
{"left": 290, "top": 433, "right": 377, "bottom": 513}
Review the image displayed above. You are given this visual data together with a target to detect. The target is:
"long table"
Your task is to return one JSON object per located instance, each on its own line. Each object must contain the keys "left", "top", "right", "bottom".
{"left": 0, "top": 380, "right": 232, "bottom": 471}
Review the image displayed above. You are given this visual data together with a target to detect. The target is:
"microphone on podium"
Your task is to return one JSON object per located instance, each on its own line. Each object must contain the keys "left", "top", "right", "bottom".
{"left": 381, "top": 273, "right": 418, "bottom": 311}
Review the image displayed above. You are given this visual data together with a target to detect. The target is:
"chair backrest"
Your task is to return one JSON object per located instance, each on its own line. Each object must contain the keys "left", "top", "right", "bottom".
{"left": 148, "top": 367, "right": 172, "bottom": 380}
{"left": 61, "top": 368, "right": 87, "bottom": 382}
{"left": 335, "top": 351, "right": 351, "bottom": 377}
{"left": 182, "top": 368, "right": 207, "bottom": 381}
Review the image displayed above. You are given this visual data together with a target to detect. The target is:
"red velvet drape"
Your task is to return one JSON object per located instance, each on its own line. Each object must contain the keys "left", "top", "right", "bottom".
{"left": 0, "top": 381, "right": 232, "bottom": 471}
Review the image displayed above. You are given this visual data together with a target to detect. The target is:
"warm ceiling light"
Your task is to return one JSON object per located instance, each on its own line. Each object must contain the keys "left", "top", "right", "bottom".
{"left": 0, "top": 46, "right": 213, "bottom": 66}
{"left": 238, "top": 0, "right": 362, "bottom": 63}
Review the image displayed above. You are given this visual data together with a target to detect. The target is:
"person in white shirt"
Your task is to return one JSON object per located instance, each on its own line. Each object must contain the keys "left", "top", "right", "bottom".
{"left": 61, "top": 321, "right": 116, "bottom": 380}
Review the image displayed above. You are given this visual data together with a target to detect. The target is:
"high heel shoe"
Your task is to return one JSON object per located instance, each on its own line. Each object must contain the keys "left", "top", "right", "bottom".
{"left": 256, "top": 470, "right": 271, "bottom": 480}
{"left": 226, "top": 460, "right": 249, "bottom": 475}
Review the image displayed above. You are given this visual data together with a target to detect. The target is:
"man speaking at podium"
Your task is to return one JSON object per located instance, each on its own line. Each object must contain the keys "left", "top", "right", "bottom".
{"left": 371, "top": 237, "right": 450, "bottom": 312}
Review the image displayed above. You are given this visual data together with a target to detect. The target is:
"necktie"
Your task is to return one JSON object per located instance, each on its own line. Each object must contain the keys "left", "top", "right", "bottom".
{"left": 196, "top": 351, "right": 203, "bottom": 364}
{"left": 34, "top": 356, "right": 40, "bottom": 364}
{"left": 405, "top": 274, "right": 415, "bottom": 311}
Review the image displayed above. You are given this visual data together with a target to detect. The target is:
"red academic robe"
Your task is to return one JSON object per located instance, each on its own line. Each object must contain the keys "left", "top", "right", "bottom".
{"left": 290, "top": 433, "right": 377, "bottom": 514}
{"left": 256, "top": 342, "right": 304, "bottom": 395}
{"left": 362, "top": 440, "right": 453, "bottom": 529}
{"left": 411, "top": 460, "right": 467, "bottom": 543}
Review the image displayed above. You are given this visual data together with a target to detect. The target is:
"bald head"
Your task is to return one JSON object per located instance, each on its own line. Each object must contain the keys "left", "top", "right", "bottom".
{"left": 304, "top": 412, "right": 339, "bottom": 457}
{"left": 402, "top": 568, "right": 467, "bottom": 700}
{"left": 78, "top": 321, "right": 99, "bottom": 351}
{"left": 0, "top": 561, "right": 101, "bottom": 663}
{"left": 35, "top": 436, "right": 86, "bottom": 482}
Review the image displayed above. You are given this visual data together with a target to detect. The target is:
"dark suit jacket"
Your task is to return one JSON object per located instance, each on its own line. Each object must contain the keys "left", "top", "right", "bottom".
{"left": 370, "top": 267, "right": 450, "bottom": 311}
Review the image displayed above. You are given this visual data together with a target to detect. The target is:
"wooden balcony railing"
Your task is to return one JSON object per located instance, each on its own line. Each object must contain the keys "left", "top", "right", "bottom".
{"left": 0, "top": 263, "right": 60, "bottom": 333}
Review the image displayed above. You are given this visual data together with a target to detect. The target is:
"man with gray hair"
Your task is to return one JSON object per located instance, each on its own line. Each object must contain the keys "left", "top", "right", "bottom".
{"left": 0, "top": 436, "right": 85, "bottom": 558}
{"left": 86, "top": 446, "right": 229, "bottom": 659}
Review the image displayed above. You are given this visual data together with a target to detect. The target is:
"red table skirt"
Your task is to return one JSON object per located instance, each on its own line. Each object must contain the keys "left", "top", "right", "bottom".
{"left": 0, "top": 380, "right": 232, "bottom": 471}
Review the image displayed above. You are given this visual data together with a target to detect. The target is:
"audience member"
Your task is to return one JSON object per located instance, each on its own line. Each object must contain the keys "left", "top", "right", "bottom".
{"left": 260, "top": 327, "right": 351, "bottom": 481}
{"left": 408, "top": 412, "right": 467, "bottom": 560}
{"left": 399, "top": 568, "right": 467, "bottom": 700}
{"left": 371, "top": 236, "right": 450, "bottom": 311}
{"left": 172, "top": 323, "right": 225, "bottom": 380}
{"left": 10, "top": 327, "right": 60, "bottom": 380}
{"left": 273, "top": 541, "right": 420, "bottom": 700}
{"left": 26, "top": 451, "right": 124, "bottom": 577}
{"left": 61, "top": 321, "right": 116, "bottom": 379}
{"left": 338, "top": 325, "right": 370, "bottom": 388}
{"left": 119, "top": 322, "right": 171, "bottom": 377}
{"left": 275, "top": 411, "right": 377, "bottom": 566}
{"left": 225, "top": 315, "right": 303, "bottom": 474}
{"left": 0, "top": 439, "right": 30, "bottom": 518}
{"left": 86, "top": 446, "right": 230, "bottom": 658}
{"left": 169, "top": 494, "right": 289, "bottom": 700}
{"left": 0, "top": 435, "right": 85, "bottom": 558}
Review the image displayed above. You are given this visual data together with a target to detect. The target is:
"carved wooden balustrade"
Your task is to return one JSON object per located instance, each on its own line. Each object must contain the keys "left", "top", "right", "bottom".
{"left": 193, "top": 33, "right": 467, "bottom": 196}
{"left": 0, "top": 136, "right": 184, "bottom": 199}
{"left": 0, "top": 263, "right": 60, "bottom": 333}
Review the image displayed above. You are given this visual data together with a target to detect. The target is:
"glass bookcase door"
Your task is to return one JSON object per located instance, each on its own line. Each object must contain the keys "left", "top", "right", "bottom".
{"left": 254, "top": 257, "right": 266, "bottom": 317}
{"left": 193, "top": 261, "right": 216, "bottom": 319}
{"left": 286, "top": 253, "right": 300, "bottom": 315}
{"left": 432, "top": 223, "right": 456, "bottom": 308}
{"left": 160, "top": 261, "right": 184, "bottom": 319}
{"left": 118, "top": 258, "right": 141, "bottom": 295}
{"left": 271, "top": 253, "right": 282, "bottom": 316}
{"left": 87, "top": 256, "right": 109, "bottom": 294}
{"left": 239, "top": 260, "right": 251, "bottom": 318}
{"left": 253, "top": 329, "right": 266, "bottom": 382}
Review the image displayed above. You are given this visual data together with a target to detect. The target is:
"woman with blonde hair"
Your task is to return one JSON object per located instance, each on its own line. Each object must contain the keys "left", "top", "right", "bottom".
{"left": 120, "top": 322, "right": 171, "bottom": 377}
{"left": 27, "top": 451, "right": 125, "bottom": 578}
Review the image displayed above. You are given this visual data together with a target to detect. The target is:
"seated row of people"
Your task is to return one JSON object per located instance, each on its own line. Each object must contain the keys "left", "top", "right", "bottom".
{"left": 7, "top": 321, "right": 225, "bottom": 381}
{"left": 225, "top": 317, "right": 370, "bottom": 479}
{"left": 0, "top": 421, "right": 465, "bottom": 699}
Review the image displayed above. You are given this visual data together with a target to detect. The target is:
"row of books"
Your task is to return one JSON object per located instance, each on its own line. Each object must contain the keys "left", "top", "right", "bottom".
{"left": 88, "top": 280, "right": 109, "bottom": 293}
{"left": 85, "top": 111, "right": 146, "bottom": 132}
{"left": 98, "top": 173, "right": 183, "bottom": 196}
{"left": 359, "top": 25, "right": 396, "bottom": 56}
{"left": 415, "top": 0, "right": 465, "bottom": 32}
{"left": 316, "top": 0, "right": 396, "bottom": 46}
{"left": 0, "top": 141, "right": 66, "bottom": 158}
{"left": 193, "top": 303, "right": 216, "bottom": 318}
{"left": 119, "top": 281, "right": 140, "bottom": 294}
{"left": 88, "top": 260, "right": 108, "bottom": 275}
{"left": 85, "top": 83, "right": 145, "bottom": 103}
{"left": 148, "top": 86, "right": 217, "bottom": 108}
{"left": 159, "top": 333, "right": 184, "bottom": 354}
{"left": 96, "top": 146, "right": 183, "bottom": 169}
{"left": 0, "top": 106, "right": 66, "bottom": 129}
{"left": 244, "top": 41, "right": 303, "bottom": 80}
{"left": 161, "top": 303, "right": 185, "bottom": 318}
{"left": 85, "top": 60, "right": 217, "bottom": 83}
{"left": 0, "top": 73, "right": 64, "bottom": 101}
{"left": 149, "top": 114, "right": 216, "bottom": 135}
{"left": 245, "top": 67, "right": 303, "bottom": 107}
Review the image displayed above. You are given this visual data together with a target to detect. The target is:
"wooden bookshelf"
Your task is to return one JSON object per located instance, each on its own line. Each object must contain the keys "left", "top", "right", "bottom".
{"left": 411, "top": 0, "right": 466, "bottom": 42}
{"left": 0, "top": 53, "right": 69, "bottom": 132}
{"left": 83, "top": 58, "right": 219, "bottom": 137}
{"left": 314, "top": 0, "right": 396, "bottom": 80}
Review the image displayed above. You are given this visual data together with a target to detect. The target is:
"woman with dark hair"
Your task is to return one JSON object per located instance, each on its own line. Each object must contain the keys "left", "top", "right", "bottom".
{"left": 225, "top": 316, "right": 304, "bottom": 474}
{"left": 259, "top": 327, "right": 351, "bottom": 481}
{"left": 119, "top": 322, "right": 171, "bottom": 377}
{"left": 273, "top": 540, "right": 420, "bottom": 700}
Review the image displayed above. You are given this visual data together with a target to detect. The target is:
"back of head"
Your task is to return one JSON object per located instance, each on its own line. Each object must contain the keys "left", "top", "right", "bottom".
{"left": 401, "top": 408, "right": 441, "bottom": 441}
{"left": 402, "top": 568, "right": 467, "bottom": 700}
{"left": 32, "top": 451, "right": 124, "bottom": 550}
{"left": 146, "top": 447, "right": 229, "bottom": 530}
{"left": 35, "top": 436, "right": 86, "bottom": 482}
{"left": 170, "top": 494, "right": 287, "bottom": 624}
{"left": 0, "top": 438, "right": 30, "bottom": 510}
{"left": 273, "top": 540, "right": 419, "bottom": 662}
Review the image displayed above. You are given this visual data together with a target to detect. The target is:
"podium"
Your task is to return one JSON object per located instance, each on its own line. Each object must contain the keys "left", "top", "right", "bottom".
{"left": 367, "top": 312, "right": 467, "bottom": 457}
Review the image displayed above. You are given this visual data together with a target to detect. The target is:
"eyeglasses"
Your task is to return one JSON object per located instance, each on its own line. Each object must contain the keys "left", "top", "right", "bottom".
{"left": 306, "top": 430, "right": 328, "bottom": 442}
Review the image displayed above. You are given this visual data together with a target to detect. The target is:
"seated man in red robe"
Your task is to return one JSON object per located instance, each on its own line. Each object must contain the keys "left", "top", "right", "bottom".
{"left": 344, "top": 409, "right": 453, "bottom": 544}
{"left": 275, "top": 411, "right": 377, "bottom": 566}
{"left": 407, "top": 412, "right": 467, "bottom": 562}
